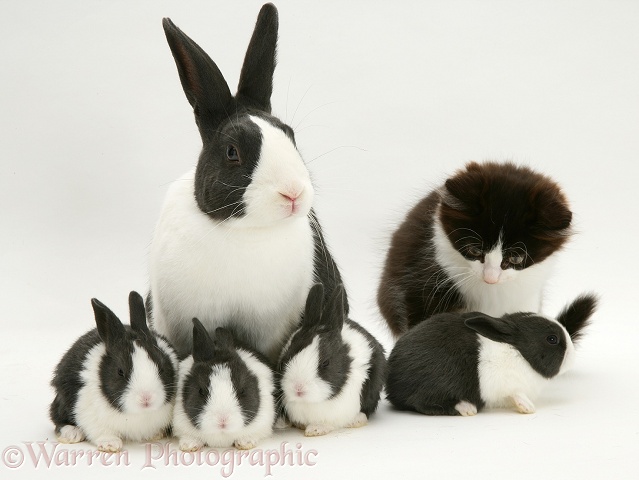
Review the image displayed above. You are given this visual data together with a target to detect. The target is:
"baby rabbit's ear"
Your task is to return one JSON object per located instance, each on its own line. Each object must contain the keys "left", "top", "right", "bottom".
{"left": 92, "top": 298, "right": 126, "bottom": 350}
{"left": 320, "top": 284, "right": 346, "bottom": 333}
{"left": 213, "top": 327, "right": 235, "bottom": 351}
{"left": 162, "top": 17, "right": 233, "bottom": 131}
{"left": 128, "top": 291, "right": 150, "bottom": 336}
{"left": 192, "top": 318, "right": 215, "bottom": 362}
{"left": 465, "top": 314, "right": 515, "bottom": 345}
{"left": 303, "top": 284, "right": 325, "bottom": 329}
{"left": 236, "top": 3, "right": 279, "bottom": 113}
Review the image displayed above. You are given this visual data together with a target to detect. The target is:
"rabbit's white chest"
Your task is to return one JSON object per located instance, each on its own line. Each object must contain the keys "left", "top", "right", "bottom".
{"left": 150, "top": 170, "right": 315, "bottom": 359}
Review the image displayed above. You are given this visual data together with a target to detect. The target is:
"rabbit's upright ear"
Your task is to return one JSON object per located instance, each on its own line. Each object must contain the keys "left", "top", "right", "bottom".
{"left": 321, "top": 284, "right": 346, "bottom": 332}
{"left": 192, "top": 318, "right": 215, "bottom": 363}
{"left": 162, "top": 18, "right": 233, "bottom": 131}
{"left": 236, "top": 3, "right": 278, "bottom": 112}
{"left": 92, "top": 298, "right": 126, "bottom": 350}
{"left": 302, "top": 284, "right": 324, "bottom": 329}
{"left": 128, "top": 291, "right": 150, "bottom": 335}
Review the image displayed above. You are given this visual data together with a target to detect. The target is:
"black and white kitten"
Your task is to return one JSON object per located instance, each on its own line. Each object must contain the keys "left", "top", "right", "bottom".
{"left": 378, "top": 161, "right": 573, "bottom": 337}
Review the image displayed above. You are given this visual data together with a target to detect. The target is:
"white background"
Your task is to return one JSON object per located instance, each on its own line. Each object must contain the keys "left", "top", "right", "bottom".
{"left": 2, "top": 0, "right": 638, "bottom": 478}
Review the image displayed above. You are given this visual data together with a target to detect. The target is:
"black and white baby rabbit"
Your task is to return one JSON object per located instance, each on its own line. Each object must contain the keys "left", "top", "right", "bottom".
{"left": 386, "top": 294, "right": 597, "bottom": 416}
{"left": 278, "top": 284, "right": 387, "bottom": 436}
{"left": 149, "top": 3, "right": 345, "bottom": 361}
{"left": 173, "top": 319, "right": 276, "bottom": 451}
{"left": 49, "top": 292, "right": 178, "bottom": 452}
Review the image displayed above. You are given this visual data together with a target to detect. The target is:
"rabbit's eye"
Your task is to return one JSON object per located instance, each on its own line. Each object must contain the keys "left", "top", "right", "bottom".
{"left": 546, "top": 335, "right": 559, "bottom": 345}
{"left": 226, "top": 145, "right": 240, "bottom": 162}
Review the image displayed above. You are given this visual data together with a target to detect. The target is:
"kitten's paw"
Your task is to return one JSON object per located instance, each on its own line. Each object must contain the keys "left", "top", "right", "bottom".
{"left": 179, "top": 437, "right": 203, "bottom": 452}
{"left": 305, "top": 424, "right": 333, "bottom": 437}
{"left": 274, "top": 416, "right": 291, "bottom": 430}
{"left": 57, "top": 425, "right": 85, "bottom": 444}
{"left": 512, "top": 393, "right": 536, "bottom": 414}
{"left": 96, "top": 436, "right": 123, "bottom": 453}
{"left": 455, "top": 401, "right": 478, "bottom": 416}
{"left": 346, "top": 412, "right": 368, "bottom": 428}
{"left": 234, "top": 439, "right": 257, "bottom": 450}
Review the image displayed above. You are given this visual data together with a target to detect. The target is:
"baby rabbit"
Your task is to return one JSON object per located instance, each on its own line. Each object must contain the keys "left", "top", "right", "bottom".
{"left": 173, "top": 319, "right": 276, "bottom": 450}
{"left": 386, "top": 294, "right": 597, "bottom": 415}
{"left": 49, "top": 292, "right": 178, "bottom": 452}
{"left": 278, "top": 284, "right": 387, "bottom": 436}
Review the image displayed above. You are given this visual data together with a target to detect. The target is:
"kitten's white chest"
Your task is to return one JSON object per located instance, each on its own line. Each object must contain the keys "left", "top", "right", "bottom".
{"left": 149, "top": 170, "right": 316, "bottom": 359}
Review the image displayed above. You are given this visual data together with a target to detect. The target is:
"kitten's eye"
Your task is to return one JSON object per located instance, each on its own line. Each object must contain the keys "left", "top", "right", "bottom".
{"left": 199, "top": 387, "right": 208, "bottom": 397}
{"left": 546, "top": 335, "right": 559, "bottom": 345}
{"left": 510, "top": 255, "right": 524, "bottom": 265}
{"left": 226, "top": 145, "right": 240, "bottom": 163}
{"left": 467, "top": 246, "right": 482, "bottom": 258}
{"left": 117, "top": 368, "right": 125, "bottom": 377}
{"left": 320, "top": 359, "right": 330, "bottom": 369}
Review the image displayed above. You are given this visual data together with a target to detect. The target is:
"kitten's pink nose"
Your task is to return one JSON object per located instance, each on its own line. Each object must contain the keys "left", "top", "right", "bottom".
{"left": 483, "top": 266, "right": 501, "bottom": 284}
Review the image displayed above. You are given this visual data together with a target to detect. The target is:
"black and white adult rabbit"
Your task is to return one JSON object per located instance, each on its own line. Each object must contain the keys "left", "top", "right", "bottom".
{"left": 386, "top": 294, "right": 597, "bottom": 415}
{"left": 173, "top": 319, "right": 276, "bottom": 450}
{"left": 49, "top": 292, "right": 178, "bottom": 452}
{"left": 278, "top": 284, "right": 387, "bottom": 436}
{"left": 149, "top": 3, "right": 345, "bottom": 361}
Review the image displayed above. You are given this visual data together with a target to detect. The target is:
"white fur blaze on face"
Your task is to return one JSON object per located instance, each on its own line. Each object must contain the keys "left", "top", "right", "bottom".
{"left": 243, "top": 116, "right": 314, "bottom": 225}
{"left": 198, "top": 366, "right": 245, "bottom": 434}
{"left": 282, "top": 338, "right": 332, "bottom": 404}
{"left": 483, "top": 246, "right": 503, "bottom": 284}
{"left": 121, "top": 344, "right": 166, "bottom": 413}
{"left": 558, "top": 327, "right": 577, "bottom": 375}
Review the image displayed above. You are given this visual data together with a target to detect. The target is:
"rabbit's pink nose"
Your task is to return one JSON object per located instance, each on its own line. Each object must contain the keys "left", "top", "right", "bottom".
{"left": 140, "top": 393, "right": 153, "bottom": 408}
{"left": 294, "top": 383, "right": 305, "bottom": 397}
{"left": 280, "top": 192, "right": 298, "bottom": 202}
{"left": 218, "top": 415, "right": 229, "bottom": 429}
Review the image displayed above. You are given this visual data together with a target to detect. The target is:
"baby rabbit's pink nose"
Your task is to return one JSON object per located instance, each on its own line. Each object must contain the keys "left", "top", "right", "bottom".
{"left": 294, "top": 383, "right": 305, "bottom": 397}
{"left": 140, "top": 392, "right": 153, "bottom": 408}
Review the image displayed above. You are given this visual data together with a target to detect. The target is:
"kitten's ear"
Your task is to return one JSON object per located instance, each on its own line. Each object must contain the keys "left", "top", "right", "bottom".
{"left": 529, "top": 188, "right": 572, "bottom": 232}
{"left": 443, "top": 162, "right": 484, "bottom": 212}
{"left": 556, "top": 293, "right": 598, "bottom": 344}
{"left": 465, "top": 314, "right": 516, "bottom": 344}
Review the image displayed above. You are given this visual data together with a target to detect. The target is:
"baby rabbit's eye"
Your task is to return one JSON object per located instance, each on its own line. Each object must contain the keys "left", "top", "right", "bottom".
{"left": 226, "top": 145, "right": 240, "bottom": 163}
{"left": 546, "top": 335, "right": 559, "bottom": 345}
